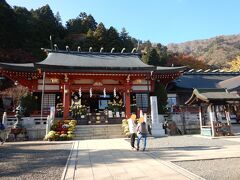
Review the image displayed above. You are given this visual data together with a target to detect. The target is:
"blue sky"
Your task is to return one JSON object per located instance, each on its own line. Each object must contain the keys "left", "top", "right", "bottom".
{"left": 6, "top": 0, "right": 240, "bottom": 45}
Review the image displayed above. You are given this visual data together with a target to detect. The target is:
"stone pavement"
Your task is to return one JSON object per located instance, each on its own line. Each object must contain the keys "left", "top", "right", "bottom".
{"left": 61, "top": 138, "right": 203, "bottom": 180}
{"left": 148, "top": 135, "right": 240, "bottom": 162}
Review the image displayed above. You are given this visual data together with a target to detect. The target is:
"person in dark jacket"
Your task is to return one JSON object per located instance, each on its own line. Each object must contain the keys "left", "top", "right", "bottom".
{"left": 136, "top": 117, "right": 148, "bottom": 151}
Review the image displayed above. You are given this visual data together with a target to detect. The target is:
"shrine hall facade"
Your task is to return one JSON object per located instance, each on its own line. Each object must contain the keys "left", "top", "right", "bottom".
{"left": 0, "top": 49, "right": 185, "bottom": 124}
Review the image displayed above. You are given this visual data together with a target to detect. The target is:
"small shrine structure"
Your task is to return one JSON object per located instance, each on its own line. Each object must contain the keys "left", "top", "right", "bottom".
{"left": 185, "top": 88, "right": 240, "bottom": 136}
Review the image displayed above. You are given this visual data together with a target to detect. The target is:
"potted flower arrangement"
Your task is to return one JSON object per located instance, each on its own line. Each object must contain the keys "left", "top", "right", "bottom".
{"left": 44, "top": 120, "right": 77, "bottom": 141}
{"left": 121, "top": 119, "right": 131, "bottom": 137}
{"left": 70, "top": 104, "right": 87, "bottom": 119}
{"left": 108, "top": 97, "right": 124, "bottom": 117}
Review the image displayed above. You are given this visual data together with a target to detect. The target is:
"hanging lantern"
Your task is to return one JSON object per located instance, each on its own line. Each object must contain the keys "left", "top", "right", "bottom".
{"left": 89, "top": 88, "right": 92, "bottom": 98}
{"left": 78, "top": 87, "right": 82, "bottom": 97}
{"left": 113, "top": 88, "right": 116, "bottom": 97}
{"left": 103, "top": 88, "right": 106, "bottom": 98}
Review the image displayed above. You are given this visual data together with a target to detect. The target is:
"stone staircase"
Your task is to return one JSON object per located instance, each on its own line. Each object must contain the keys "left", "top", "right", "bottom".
{"left": 73, "top": 124, "right": 125, "bottom": 140}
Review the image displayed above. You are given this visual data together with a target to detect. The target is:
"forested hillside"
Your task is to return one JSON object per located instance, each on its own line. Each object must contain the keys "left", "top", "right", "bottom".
{"left": 0, "top": 0, "right": 137, "bottom": 63}
{"left": 167, "top": 35, "right": 240, "bottom": 68}
{"left": 1, "top": 0, "right": 232, "bottom": 70}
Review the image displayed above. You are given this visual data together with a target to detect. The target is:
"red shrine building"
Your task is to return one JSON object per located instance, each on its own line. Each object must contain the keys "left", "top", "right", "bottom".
{"left": 0, "top": 49, "right": 185, "bottom": 124}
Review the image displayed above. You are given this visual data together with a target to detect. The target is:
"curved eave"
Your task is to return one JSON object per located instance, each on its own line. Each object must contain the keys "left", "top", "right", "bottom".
{"left": 185, "top": 89, "right": 209, "bottom": 105}
{"left": 155, "top": 66, "right": 186, "bottom": 73}
{"left": 0, "top": 62, "right": 35, "bottom": 72}
{"left": 35, "top": 64, "right": 156, "bottom": 72}
{"left": 186, "top": 88, "right": 240, "bottom": 105}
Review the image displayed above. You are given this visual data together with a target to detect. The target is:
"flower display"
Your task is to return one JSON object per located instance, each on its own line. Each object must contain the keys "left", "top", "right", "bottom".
{"left": 70, "top": 104, "right": 87, "bottom": 119}
{"left": 108, "top": 98, "right": 124, "bottom": 112}
{"left": 44, "top": 120, "right": 77, "bottom": 141}
{"left": 122, "top": 119, "right": 131, "bottom": 137}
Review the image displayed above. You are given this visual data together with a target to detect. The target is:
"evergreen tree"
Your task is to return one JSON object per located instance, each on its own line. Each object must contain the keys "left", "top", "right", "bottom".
{"left": 74, "top": 12, "right": 97, "bottom": 33}
{"left": 120, "top": 27, "right": 134, "bottom": 52}
{"left": 148, "top": 48, "right": 160, "bottom": 66}
{"left": 120, "top": 28, "right": 128, "bottom": 41}
{"left": 94, "top": 22, "right": 107, "bottom": 48}
{"left": 13, "top": 6, "right": 33, "bottom": 48}
{"left": 82, "top": 29, "right": 96, "bottom": 51}
{"left": 106, "top": 26, "right": 121, "bottom": 52}
{"left": 82, "top": 14, "right": 97, "bottom": 32}
{"left": 55, "top": 11, "right": 62, "bottom": 25}
{"left": 156, "top": 43, "right": 168, "bottom": 66}
{"left": 66, "top": 18, "right": 83, "bottom": 34}
{"left": 154, "top": 81, "right": 167, "bottom": 114}
{"left": 0, "top": 0, "right": 18, "bottom": 48}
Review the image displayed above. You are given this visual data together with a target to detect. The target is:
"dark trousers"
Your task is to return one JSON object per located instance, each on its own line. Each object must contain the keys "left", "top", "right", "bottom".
{"left": 130, "top": 133, "right": 136, "bottom": 148}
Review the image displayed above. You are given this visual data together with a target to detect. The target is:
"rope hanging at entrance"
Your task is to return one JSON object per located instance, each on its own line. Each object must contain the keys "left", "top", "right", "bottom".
{"left": 113, "top": 88, "right": 116, "bottom": 97}
{"left": 103, "top": 88, "right": 106, "bottom": 98}
{"left": 89, "top": 88, "right": 92, "bottom": 97}
{"left": 78, "top": 87, "right": 82, "bottom": 97}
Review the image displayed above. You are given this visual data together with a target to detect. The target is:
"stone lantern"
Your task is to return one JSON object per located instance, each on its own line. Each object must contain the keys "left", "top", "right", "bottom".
{"left": 11, "top": 103, "right": 24, "bottom": 140}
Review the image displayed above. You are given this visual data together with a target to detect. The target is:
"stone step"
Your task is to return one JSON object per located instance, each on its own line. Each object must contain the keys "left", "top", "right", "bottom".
{"left": 73, "top": 135, "right": 125, "bottom": 140}
{"left": 75, "top": 125, "right": 122, "bottom": 130}
{"left": 74, "top": 133, "right": 123, "bottom": 137}
{"left": 74, "top": 134, "right": 124, "bottom": 138}
{"left": 75, "top": 127, "right": 122, "bottom": 131}
{"left": 73, "top": 124, "right": 124, "bottom": 140}
{"left": 74, "top": 130, "right": 123, "bottom": 135}
{"left": 74, "top": 129, "right": 123, "bottom": 133}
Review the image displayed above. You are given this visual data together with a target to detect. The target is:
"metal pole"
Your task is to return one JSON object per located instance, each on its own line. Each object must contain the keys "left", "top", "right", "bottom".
{"left": 40, "top": 71, "right": 46, "bottom": 121}
{"left": 50, "top": 35, "right": 53, "bottom": 50}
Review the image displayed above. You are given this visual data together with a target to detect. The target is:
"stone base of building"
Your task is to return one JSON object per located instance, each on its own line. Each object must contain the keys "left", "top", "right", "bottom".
{"left": 151, "top": 123, "right": 165, "bottom": 137}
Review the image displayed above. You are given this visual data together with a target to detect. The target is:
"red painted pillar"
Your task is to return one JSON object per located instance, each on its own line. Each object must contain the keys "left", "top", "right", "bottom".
{"left": 63, "top": 83, "right": 70, "bottom": 119}
{"left": 125, "top": 87, "right": 131, "bottom": 118}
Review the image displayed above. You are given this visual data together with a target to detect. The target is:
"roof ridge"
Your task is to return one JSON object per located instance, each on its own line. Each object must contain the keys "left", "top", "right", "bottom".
{"left": 43, "top": 49, "right": 141, "bottom": 56}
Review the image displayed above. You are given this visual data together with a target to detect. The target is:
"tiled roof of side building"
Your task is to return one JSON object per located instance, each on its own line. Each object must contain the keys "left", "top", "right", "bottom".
{"left": 218, "top": 75, "right": 240, "bottom": 90}
{"left": 172, "top": 72, "right": 240, "bottom": 89}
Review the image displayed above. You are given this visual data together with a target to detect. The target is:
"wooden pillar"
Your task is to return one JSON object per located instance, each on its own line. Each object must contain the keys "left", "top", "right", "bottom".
{"left": 125, "top": 89, "right": 131, "bottom": 118}
{"left": 124, "top": 75, "right": 131, "bottom": 119}
{"left": 63, "top": 83, "right": 70, "bottom": 119}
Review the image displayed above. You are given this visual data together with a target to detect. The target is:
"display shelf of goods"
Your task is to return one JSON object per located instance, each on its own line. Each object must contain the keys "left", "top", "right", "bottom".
{"left": 44, "top": 120, "right": 77, "bottom": 141}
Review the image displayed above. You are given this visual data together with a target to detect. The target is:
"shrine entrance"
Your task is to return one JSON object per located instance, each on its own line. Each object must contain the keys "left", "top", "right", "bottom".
{"left": 70, "top": 91, "right": 125, "bottom": 125}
